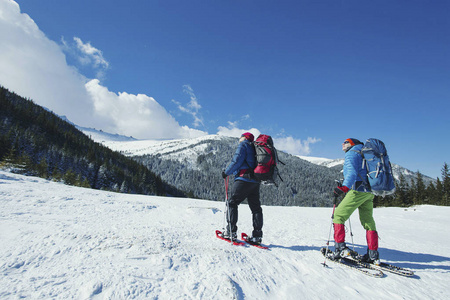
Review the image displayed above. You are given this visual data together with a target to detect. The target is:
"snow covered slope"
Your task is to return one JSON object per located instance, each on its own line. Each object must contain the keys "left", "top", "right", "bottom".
{"left": 102, "top": 134, "right": 228, "bottom": 157}
{"left": 78, "top": 126, "right": 230, "bottom": 163}
{"left": 1, "top": 171, "right": 449, "bottom": 299}
{"left": 78, "top": 126, "right": 137, "bottom": 143}
{"left": 298, "top": 156, "right": 344, "bottom": 168}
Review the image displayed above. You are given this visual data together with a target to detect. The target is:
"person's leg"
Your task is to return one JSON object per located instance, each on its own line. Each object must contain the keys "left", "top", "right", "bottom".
{"left": 227, "top": 180, "right": 248, "bottom": 233}
{"left": 333, "top": 190, "right": 361, "bottom": 245}
{"left": 332, "top": 190, "right": 372, "bottom": 257}
{"left": 247, "top": 183, "right": 262, "bottom": 238}
{"left": 358, "top": 194, "right": 376, "bottom": 232}
{"left": 357, "top": 194, "right": 380, "bottom": 263}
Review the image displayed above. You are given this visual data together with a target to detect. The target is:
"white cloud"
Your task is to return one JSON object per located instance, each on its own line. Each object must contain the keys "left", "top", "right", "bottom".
{"left": 274, "top": 136, "right": 321, "bottom": 156}
{"left": 217, "top": 122, "right": 320, "bottom": 155}
{"left": 172, "top": 85, "right": 204, "bottom": 128}
{"left": 217, "top": 122, "right": 261, "bottom": 139}
{"left": 183, "top": 85, "right": 201, "bottom": 111}
{"left": 86, "top": 79, "right": 206, "bottom": 139}
{"left": 73, "top": 37, "right": 109, "bottom": 73}
{"left": 0, "top": 0, "right": 94, "bottom": 127}
{"left": 0, "top": 0, "right": 207, "bottom": 140}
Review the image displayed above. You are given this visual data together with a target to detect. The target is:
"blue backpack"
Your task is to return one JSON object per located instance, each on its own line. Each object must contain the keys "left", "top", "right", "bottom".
{"left": 359, "top": 138, "right": 396, "bottom": 197}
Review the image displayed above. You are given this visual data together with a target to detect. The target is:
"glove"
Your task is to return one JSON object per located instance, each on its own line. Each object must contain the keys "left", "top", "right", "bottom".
{"left": 334, "top": 185, "right": 350, "bottom": 196}
{"left": 222, "top": 171, "right": 228, "bottom": 179}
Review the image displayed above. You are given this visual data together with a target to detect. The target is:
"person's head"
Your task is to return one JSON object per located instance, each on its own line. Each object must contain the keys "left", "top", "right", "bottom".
{"left": 342, "top": 138, "right": 362, "bottom": 152}
{"left": 240, "top": 132, "right": 254, "bottom": 143}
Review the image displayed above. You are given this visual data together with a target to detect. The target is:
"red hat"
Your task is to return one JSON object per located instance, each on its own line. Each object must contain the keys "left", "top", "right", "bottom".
{"left": 241, "top": 132, "right": 254, "bottom": 142}
{"left": 344, "top": 138, "right": 362, "bottom": 146}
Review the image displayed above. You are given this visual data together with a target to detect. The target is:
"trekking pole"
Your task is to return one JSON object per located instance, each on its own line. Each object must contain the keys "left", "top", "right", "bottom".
{"left": 322, "top": 194, "right": 338, "bottom": 267}
{"left": 348, "top": 218, "right": 355, "bottom": 253}
{"left": 322, "top": 179, "right": 343, "bottom": 267}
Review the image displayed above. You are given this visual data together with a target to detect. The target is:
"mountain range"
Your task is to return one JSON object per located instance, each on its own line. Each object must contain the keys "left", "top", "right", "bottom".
{"left": 80, "top": 127, "right": 435, "bottom": 207}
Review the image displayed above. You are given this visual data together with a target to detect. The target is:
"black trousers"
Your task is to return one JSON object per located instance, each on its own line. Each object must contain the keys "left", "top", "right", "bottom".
{"left": 227, "top": 180, "right": 263, "bottom": 237}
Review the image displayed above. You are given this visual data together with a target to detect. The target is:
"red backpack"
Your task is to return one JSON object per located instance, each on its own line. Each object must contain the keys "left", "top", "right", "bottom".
{"left": 253, "top": 134, "right": 284, "bottom": 185}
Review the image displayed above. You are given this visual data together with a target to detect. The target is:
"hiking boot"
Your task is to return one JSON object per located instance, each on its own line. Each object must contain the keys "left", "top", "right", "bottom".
{"left": 330, "top": 242, "right": 351, "bottom": 260}
{"left": 361, "top": 250, "right": 380, "bottom": 265}
{"left": 330, "top": 247, "right": 352, "bottom": 260}
{"left": 221, "top": 231, "right": 237, "bottom": 241}
{"left": 248, "top": 236, "right": 262, "bottom": 245}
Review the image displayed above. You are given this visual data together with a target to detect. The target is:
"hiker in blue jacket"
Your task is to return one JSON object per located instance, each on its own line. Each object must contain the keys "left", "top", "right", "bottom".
{"left": 332, "top": 138, "right": 380, "bottom": 264}
{"left": 221, "top": 132, "right": 263, "bottom": 244}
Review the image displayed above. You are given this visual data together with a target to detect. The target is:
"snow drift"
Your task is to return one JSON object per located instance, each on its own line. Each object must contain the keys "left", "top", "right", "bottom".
{"left": 0, "top": 171, "right": 449, "bottom": 299}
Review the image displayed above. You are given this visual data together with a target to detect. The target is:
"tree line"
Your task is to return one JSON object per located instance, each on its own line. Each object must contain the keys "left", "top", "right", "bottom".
{"left": 373, "top": 164, "right": 450, "bottom": 207}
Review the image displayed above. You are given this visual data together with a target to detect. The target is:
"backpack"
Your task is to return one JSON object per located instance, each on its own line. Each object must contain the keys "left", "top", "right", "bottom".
{"left": 253, "top": 134, "right": 283, "bottom": 186}
{"left": 359, "top": 138, "right": 396, "bottom": 197}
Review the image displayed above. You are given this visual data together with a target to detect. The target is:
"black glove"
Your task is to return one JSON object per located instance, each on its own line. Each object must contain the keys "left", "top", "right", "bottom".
{"left": 334, "top": 186, "right": 349, "bottom": 196}
{"left": 222, "top": 171, "right": 228, "bottom": 179}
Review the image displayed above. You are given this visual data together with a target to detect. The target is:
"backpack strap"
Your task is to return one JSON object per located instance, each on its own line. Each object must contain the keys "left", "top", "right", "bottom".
{"left": 351, "top": 149, "right": 366, "bottom": 169}
{"left": 350, "top": 149, "right": 371, "bottom": 192}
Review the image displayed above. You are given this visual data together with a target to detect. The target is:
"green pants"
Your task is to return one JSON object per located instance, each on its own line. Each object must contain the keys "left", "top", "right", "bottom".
{"left": 333, "top": 190, "right": 376, "bottom": 231}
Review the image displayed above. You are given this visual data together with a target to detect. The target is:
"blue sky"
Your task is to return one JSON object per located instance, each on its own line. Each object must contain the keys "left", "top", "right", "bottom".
{"left": 1, "top": 0, "right": 449, "bottom": 179}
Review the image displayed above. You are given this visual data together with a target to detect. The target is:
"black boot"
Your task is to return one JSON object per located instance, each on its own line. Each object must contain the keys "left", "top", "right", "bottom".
{"left": 361, "top": 249, "right": 380, "bottom": 265}
{"left": 249, "top": 236, "right": 262, "bottom": 245}
{"left": 330, "top": 242, "right": 351, "bottom": 260}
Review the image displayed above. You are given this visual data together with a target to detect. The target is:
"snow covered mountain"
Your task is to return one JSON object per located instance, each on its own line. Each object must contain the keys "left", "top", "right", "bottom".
{"left": 1, "top": 170, "right": 449, "bottom": 299}
{"left": 98, "top": 133, "right": 231, "bottom": 168}
{"left": 78, "top": 127, "right": 342, "bottom": 207}
{"left": 80, "top": 127, "right": 435, "bottom": 188}
{"left": 298, "top": 156, "right": 345, "bottom": 169}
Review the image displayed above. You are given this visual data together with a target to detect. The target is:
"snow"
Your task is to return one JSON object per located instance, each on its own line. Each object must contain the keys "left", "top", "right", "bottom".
{"left": 96, "top": 134, "right": 230, "bottom": 170}
{"left": 298, "top": 156, "right": 344, "bottom": 168}
{"left": 1, "top": 170, "right": 449, "bottom": 299}
{"left": 98, "top": 134, "right": 227, "bottom": 156}
{"left": 78, "top": 127, "right": 137, "bottom": 143}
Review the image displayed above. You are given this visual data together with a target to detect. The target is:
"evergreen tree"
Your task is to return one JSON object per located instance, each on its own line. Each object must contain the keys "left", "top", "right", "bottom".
{"left": 63, "top": 169, "right": 78, "bottom": 185}
{"left": 408, "top": 178, "right": 417, "bottom": 206}
{"left": 442, "top": 163, "right": 450, "bottom": 205}
{"left": 426, "top": 182, "right": 437, "bottom": 205}
{"left": 395, "top": 173, "right": 410, "bottom": 207}
{"left": 36, "top": 157, "right": 49, "bottom": 178}
{"left": 435, "top": 178, "right": 444, "bottom": 205}
{"left": 51, "top": 166, "right": 63, "bottom": 182}
{"left": 415, "top": 171, "right": 426, "bottom": 205}
{"left": 0, "top": 147, "right": 17, "bottom": 169}
{"left": 0, "top": 134, "right": 10, "bottom": 161}
{"left": 120, "top": 180, "right": 129, "bottom": 193}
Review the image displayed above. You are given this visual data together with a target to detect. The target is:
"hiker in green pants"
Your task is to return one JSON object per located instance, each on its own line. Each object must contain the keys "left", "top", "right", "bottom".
{"left": 332, "top": 138, "right": 380, "bottom": 264}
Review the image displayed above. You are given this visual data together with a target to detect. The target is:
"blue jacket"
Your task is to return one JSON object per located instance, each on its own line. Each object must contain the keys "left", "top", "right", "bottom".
{"left": 343, "top": 144, "right": 370, "bottom": 192}
{"left": 225, "top": 140, "right": 258, "bottom": 183}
